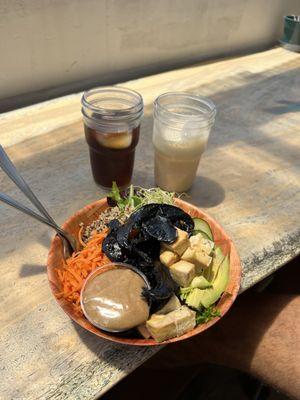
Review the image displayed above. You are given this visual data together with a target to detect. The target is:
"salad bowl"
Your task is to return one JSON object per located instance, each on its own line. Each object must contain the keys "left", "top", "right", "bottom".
{"left": 47, "top": 198, "right": 241, "bottom": 346}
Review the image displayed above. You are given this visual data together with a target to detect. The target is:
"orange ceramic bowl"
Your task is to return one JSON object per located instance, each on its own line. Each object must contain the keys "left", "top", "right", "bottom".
{"left": 47, "top": 198, "right": 242, "bottom": 346}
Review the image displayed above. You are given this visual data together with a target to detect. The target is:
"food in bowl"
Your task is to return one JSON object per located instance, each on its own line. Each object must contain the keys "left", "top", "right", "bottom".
{"left": 55, "top": 184, "right": 230, "bottom": 343}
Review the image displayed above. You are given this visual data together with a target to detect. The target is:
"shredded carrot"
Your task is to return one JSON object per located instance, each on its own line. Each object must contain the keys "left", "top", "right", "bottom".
{"left": 55, "top": 230, "right": 110, "bottom": 316}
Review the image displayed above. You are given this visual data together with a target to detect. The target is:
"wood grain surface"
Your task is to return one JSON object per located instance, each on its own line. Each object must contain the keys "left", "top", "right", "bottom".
{"left": 0, "top": 47, "right": 299, "bottom": 399}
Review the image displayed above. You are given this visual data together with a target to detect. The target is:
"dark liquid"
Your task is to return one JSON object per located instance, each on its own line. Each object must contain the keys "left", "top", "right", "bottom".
{"left": 84, "top": 125, "right": 140, "bottom": 188}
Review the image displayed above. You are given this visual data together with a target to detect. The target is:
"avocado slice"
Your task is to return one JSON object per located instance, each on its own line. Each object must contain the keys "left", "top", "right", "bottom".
{"left": 199, "top": 255, "right": 230, "bottom": 308}
{"left": 193, "top": 218, "right": 213, "bottom": 240}
{"left": 179, "top": 276, "right": 212, "bottom": 304}
{"left": 186, "top": 288, "right": 203, "bottom": 310}
{"left": 190, "top": 276, "right": 212, "bottom": 289}
{"left": 203, "top": 246, "right": 225, "bottom": 282}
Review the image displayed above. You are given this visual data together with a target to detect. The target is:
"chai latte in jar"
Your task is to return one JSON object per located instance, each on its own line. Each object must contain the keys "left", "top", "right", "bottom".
{"left": 153, "top": 93, "right": 216, "bottom": 192}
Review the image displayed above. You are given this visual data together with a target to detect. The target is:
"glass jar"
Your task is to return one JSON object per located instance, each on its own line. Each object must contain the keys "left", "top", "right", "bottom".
{"left": 153, "top": 92, "right": 216, "bottom": 192}
{"left": 81, "top": 87, "right": 143, "bottom": 188}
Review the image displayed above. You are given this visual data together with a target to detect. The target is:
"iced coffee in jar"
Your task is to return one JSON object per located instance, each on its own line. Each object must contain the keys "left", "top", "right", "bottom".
{"left": 153, "top": 92, "right": 216, "bottom": 192}
{"left": 81, "top": 87, "right": 143, "bottom": 188}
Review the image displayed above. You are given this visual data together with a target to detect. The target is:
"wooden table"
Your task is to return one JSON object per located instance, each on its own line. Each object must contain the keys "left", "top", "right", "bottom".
{"left": 0, "top": 47, "right": 299, "bottom": 400}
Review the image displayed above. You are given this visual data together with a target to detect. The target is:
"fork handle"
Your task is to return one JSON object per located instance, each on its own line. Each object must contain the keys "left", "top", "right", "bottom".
{"left": 0, "top": 145, "right": 55, "bottom": 224}
{"left": 0, "top": 192, "right": 72, "bottom": 241}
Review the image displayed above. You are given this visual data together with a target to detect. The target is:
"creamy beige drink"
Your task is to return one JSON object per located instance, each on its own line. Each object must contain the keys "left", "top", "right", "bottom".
{"left": 152, "top": 93, "right": 216, "bottom": 192}
{"left": 153, "top": 128, "right": 208, "bottom": 192}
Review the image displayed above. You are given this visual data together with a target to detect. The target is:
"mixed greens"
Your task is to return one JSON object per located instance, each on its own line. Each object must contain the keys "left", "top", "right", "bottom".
{"left": 107, "top": 182, "right": 176, "bottom": 211}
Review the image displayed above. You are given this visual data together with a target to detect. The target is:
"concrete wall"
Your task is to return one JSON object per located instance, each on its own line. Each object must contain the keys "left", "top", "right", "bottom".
{"left": 0, "top": 0, "right": 299, "bottom": 111}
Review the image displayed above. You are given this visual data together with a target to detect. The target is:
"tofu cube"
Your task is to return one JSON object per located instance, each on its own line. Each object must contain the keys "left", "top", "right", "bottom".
{"left": 182, "top": 247, "right": 212, "bottom": 273}
{"left": 156, "top": 295, "right": 181, "bottom": 315}
{"left": 159, "top": 250, "right": 179, "bottom": 267}
{"left": 137, "top": 323, "right": 151, "bottom": 339}
{"left": 189, "top": 233, "right": 203, "bottom": 248}
{"left": 190, "top": 233, "right": 214, "bottom": 255}
{"left": 170, "top": 260, "right": 196, "bottom": 287}
{"left": 162, "top": 228, "right": 189, "bottom": 256}
{"left": 181, "top": 247, "right": 196, "bottom": 263}
{"left": 146, "top": 306, "right": 196, "bottom": 342}
{"left": 194, "top": 250, "right": 212, "bottom": 269}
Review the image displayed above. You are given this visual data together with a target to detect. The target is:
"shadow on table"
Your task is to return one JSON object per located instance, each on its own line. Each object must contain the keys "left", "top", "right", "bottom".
{"left": 19, "top": 263, "right": 45, "bottom": 277}
{"left": 263, "top": 100, "right": 300, "bottom": 115}
{"left": 71, "top": 320, "right": 158, "bottom": 375}
{"left": 188, "top": 176, "right": 225, "bottom": 208}
{"left": 18, "top": 231, "right": 54, "bottom": 278}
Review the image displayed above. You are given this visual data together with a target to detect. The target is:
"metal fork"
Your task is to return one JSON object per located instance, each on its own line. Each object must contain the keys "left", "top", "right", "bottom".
{"left": 0, "top": 145, "right": 77, "bottom": 258}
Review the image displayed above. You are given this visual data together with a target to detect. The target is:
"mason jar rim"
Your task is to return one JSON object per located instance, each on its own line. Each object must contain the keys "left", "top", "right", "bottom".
{"left": 154, "top": 92, "right": 216, "bottom": 126}
{"left": 81, "top": 86, "right": 143, "bottom": 119}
